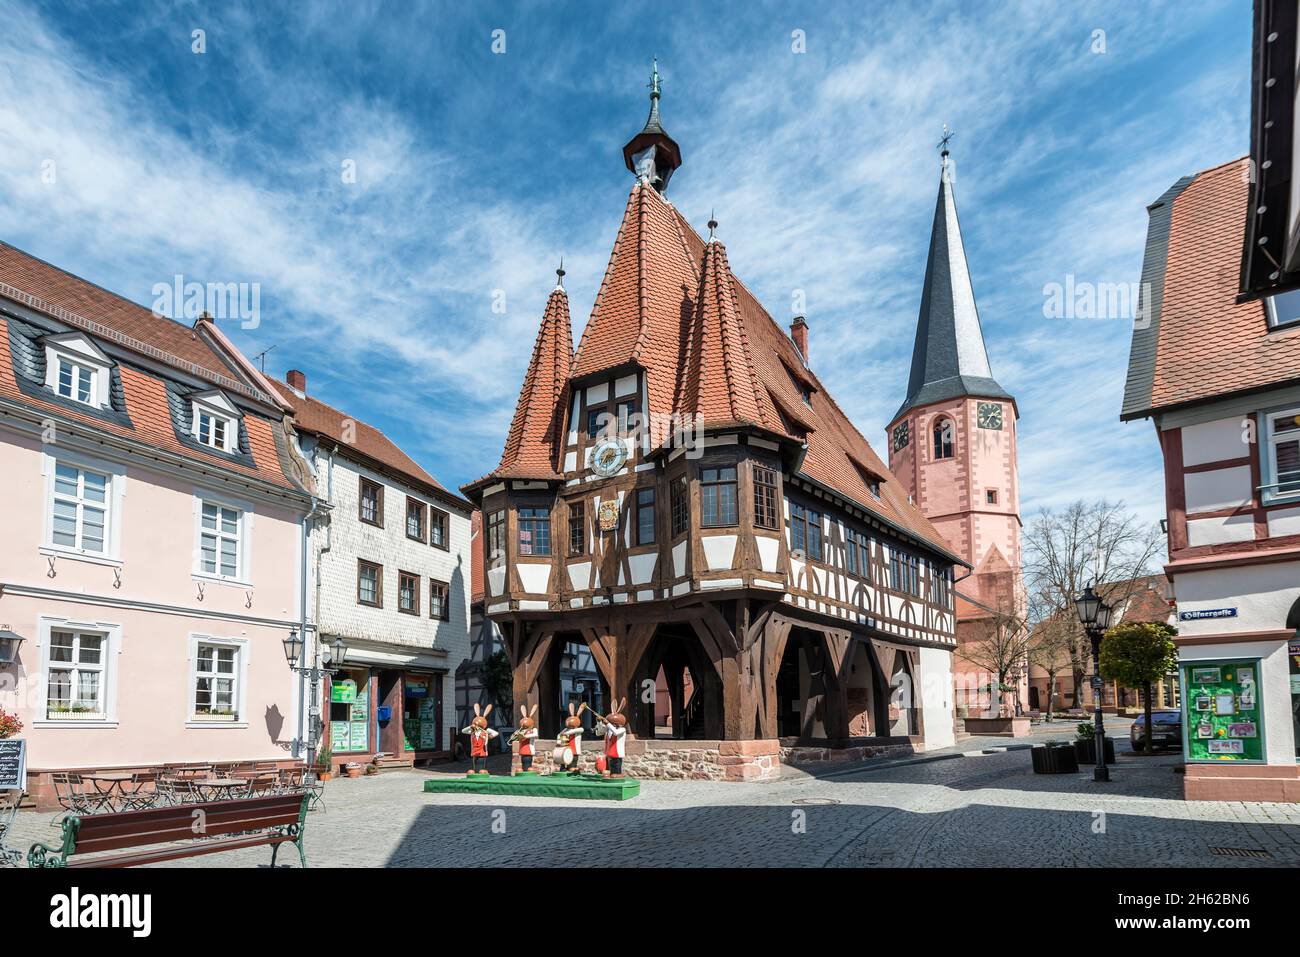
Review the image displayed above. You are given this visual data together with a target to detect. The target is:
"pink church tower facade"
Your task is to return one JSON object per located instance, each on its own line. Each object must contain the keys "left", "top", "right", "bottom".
{"left": 886, "top": 147, "right": 1024, "bottom": 723}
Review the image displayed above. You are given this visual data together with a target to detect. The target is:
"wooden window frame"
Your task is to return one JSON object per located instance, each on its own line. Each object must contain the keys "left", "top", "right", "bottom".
{"left": 486, "top": 509, "right": 506, "bottom": 562}
{"left": 635, "top": 487, "right": 656, "bottom": 546}
{"left": 700, "top": 466, "right": 739, "bottom": 528}
{"left": 790, "top": 502, "right": 823, "bottom": 562}
{"left": 406, "top": 497, "right": 426, "bottom": 543}
{"left": 429, "top": 579, "right": 449, "bottom": 621}
{"left": 429, "top": 506, "right": 449, "bottom": 550}
{"left": 357, "top": 559, "right": 383, "bottom": 607}
{"left": 398, "top": 570, "right": 420, "bottom": 616}
{"left": 753, "top": 465, "right": 779, "bottom": 530}
{"left": 568, "top": 500, "right": 586, "bottom": 556}
{"left": 670, "top": 475, "right": 689, "bottom": 537}
{"left": 517, "top": 506, "right": 552, "bottom": 557}
{"left": 359, "top": 478, "right": 384, "bottom": 527}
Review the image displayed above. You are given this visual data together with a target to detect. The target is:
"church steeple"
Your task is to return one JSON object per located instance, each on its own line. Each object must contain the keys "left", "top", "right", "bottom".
{"left": 622, "top": 59, "right": 682, "bottom": 193}
{"left": 893, "top": 133, "right": 1010, "bottom": 421}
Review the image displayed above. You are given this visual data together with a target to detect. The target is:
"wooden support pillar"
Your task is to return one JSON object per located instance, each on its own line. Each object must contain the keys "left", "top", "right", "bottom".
{"left": 819, "top": 630, "right": 852, "bottom": 745}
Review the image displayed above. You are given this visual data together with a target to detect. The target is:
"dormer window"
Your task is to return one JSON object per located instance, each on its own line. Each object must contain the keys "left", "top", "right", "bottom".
{"left": 189, "top": 391, "right": 240, "bottom": 454}
{"left": 43, "top": 333, "right": 112, "bottom": 410}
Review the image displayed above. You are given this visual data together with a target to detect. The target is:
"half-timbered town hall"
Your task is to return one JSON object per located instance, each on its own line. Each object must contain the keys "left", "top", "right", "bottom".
{"left": 462, "top": 71, "right": 968, "bottom": 779}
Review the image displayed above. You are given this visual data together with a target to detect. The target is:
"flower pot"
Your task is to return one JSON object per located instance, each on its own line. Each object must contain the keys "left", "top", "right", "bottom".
{"left": 317, "top": 771, "right": 333, "bottom": 782}
{"left": 1074, "top": 737, "right": 1116, "bottom": 764}
{"left": 1031, "top": 744, "right": 1079, "bottom": 774}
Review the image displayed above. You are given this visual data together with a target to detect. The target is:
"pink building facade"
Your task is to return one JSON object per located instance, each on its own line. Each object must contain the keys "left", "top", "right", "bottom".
{"left": 0, "top": 242, "right": 314, "bottom": 808}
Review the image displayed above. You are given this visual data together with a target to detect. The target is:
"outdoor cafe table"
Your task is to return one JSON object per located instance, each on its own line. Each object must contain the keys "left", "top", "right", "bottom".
{"left": 189, "top": 777, "right": 248, "bottom": 802}
{"left": 81, "top": 772, "right": 136, "bottom": 813}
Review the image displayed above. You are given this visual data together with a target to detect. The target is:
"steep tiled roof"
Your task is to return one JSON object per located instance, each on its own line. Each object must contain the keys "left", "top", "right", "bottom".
{"left": 500, "top": 181, "right": 956, "bottom": 559}
{"left": 488, "top": 285, "right": 574, "bottom": 482}
{"left": 674, "top": 236, "right": 768, "bottom": 428}
{"left": 270, "top": 378, "right": 464, "bottom": 506}
{"left": 1123, "top": 157, "right": 1300, "bottom": 417}
{"left": 0, "top": 241, "right": 301, "bottom": 491}
{"left": 0, "top": 241, "right": 246, "bottom": 384}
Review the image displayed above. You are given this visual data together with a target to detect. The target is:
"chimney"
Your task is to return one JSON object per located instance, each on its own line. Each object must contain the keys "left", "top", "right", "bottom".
{"left": 286, "top": 369, "right": 307, "bottom": 395}
{"left": 790, "top": 316, "right": 809, "bottom": 363}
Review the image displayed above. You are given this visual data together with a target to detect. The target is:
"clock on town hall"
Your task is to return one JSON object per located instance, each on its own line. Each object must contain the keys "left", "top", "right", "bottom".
{"left": 892, "top": 421, "right": 910, "bottom": 451}
{"left": 977, "top": 402, "right": 1003, "bottom": 430}
{"left": 590, "top": 437, "right": 628, "bottom": 477}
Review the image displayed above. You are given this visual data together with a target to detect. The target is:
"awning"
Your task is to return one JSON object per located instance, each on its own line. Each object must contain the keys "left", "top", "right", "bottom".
{"left": 336, "top": 642, "right": 449, "bottom": 673}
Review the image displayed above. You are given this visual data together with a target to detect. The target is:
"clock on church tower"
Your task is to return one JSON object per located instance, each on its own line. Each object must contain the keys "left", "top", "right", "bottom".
{"left": 977, "top": 402, "right": 1003, "bottom": 430}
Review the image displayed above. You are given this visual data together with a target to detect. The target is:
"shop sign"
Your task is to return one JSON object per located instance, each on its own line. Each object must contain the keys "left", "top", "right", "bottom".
{"left": 1181, "top": 659, "right": 1264, "bottom": 763}
{"left": 331, "top": 679, "right": 357, "bottom": 703}
{"left": 0, "top": 738, "right": 25, "bottom": 790}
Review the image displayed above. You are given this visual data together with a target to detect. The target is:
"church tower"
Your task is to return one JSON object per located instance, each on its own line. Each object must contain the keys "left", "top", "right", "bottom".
{"left": 886, "top": 140, "right": 1021, "bottom": 644}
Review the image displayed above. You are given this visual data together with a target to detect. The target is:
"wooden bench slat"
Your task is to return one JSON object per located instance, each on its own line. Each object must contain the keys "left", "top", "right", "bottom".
{"left": 74, "top": 810, "right": 303, "bottom": 854}
{"left": 67, "top": 833, "right": 294, "bottom": 869}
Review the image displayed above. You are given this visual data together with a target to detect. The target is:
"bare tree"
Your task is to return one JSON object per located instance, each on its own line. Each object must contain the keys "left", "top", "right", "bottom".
{"left": 1026, "top": 615, "right": 1073, "bottom": 720}
{"left": 1023, "top": 500, "right": 1163, "bottom": 711}
{"left": 956, "top": 597, "right": 1030, "bottom": 717}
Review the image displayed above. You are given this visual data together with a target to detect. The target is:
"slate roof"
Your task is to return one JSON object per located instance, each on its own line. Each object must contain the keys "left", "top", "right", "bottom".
{"left": 893, "top": 161, "right": 1010, "bottom": 422}
{"left": 1122, "top": 157, "right": 1300, "bottom": 419}
{"left": 474, "top": 179, "right": 959, "bottom": 561}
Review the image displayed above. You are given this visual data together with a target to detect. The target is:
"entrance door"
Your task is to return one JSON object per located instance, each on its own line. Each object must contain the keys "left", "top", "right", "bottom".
{"left": 402, "top": 674, "right": 444, "bottom": 753}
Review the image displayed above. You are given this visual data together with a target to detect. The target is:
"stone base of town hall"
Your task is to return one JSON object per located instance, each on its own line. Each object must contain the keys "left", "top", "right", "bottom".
{"left": 513, "top": 736, "right": 921, "bottom": 782}
{"left": 1183, "top": 762, "right": 1300, "bottom": 802}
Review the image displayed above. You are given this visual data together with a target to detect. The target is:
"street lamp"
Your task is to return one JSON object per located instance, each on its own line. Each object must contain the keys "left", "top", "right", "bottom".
{"left": 1074, "top": 584, "right": 1112, "bottom": 783}
{"left": 0, "top": 630, "right": 25, "bottom": 665}
{"left": 282, "top": 629, "right": 347, "bottom": 778}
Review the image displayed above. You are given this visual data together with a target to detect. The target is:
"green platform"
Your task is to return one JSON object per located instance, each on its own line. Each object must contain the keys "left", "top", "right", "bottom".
{"left": 422, "top": 772, "right": 640, "bottom": 801}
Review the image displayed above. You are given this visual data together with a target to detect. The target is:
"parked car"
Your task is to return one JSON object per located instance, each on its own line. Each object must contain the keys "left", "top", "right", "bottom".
{"left": 1129, "top": 710, "right": 1181, "bottom": 752}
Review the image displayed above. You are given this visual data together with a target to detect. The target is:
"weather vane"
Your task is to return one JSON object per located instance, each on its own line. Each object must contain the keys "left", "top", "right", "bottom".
{"left": 937, "top": 123, "right": 955, "bottom": 155}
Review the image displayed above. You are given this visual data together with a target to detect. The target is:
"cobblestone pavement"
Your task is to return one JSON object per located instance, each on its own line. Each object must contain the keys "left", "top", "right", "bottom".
{"left": 8, "top": 734, "right": 1299, "bottom": 868}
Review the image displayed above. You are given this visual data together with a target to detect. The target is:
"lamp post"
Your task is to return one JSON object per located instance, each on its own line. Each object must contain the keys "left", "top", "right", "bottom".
{"left": 1074, "top": 584, "right": 1113, "bottom": 782}
{"left": 282, "top": 630, "right": 347, "bottom": 779}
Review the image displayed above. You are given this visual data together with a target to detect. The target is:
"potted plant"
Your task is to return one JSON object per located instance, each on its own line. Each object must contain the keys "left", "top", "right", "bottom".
{"left": 1073, "top": 721, "right": 1116, "bottom": 764}
{"left": 0, "top": 707, "right": 22, "bottom": 739}
{"left": 343, "top": 762, "right": 363, "bottom": 779}
{"left": 315, "top": 746, "right": 334, "bottom": 782}
{"left": 1031, "top": 739, "right": 1079, "bottom": 774}
{"left": 364, "top": 762, "right": 380, "bottom": 776}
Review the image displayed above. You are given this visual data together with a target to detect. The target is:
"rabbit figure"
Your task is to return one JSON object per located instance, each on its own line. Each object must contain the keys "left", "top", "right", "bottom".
{"left": 508, "top": 703, "right": 540, "bottom": 774}
{"left": 551, "top": 701, "right": 586, "bottom": 774}
{"left": 460, "top": 703, "right": 498, "bottom": 775}
{"left": 597, "top": 697, "right": 629, "bottom": 778}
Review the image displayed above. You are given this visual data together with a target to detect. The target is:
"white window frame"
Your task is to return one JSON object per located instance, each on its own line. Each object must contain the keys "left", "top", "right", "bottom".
{"left": 34, "top": 616, "right": 121, "bottom": 728}
{"left": 42, "top": 333, "right": 112, "bottom": 410}
{"left": 187, "top": 633, "right": 250, "bottom": 728}
{"left": 1261, "top": 404, "right": 1300, "bottom": 504}
{"left": 40, "top": 449, "right": 126, "bottom": 565}
{"left": 192, "top": 491, "right": 254, "bottom": 586}
{"left": 189, "top": 391, "right": 241, "bottom": 454}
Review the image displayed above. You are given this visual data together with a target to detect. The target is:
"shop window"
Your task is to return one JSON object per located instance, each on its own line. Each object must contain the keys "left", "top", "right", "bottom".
{"left": 403, "top": 675, "right": 443, "bottom": 752}
{"left": 329, "top": 671, "right": 370, "bottom": 754}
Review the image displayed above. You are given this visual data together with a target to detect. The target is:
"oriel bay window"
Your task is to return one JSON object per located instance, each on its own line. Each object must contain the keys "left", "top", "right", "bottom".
{"left": 517, "top": 506, "right": 551, "bottom": 556}
{"left": 670, "top": 475, "right": 689, "bottom": 536}
{"left": 46, "top": 629, "right": 105, "bottom": 719}
{"left": 358, "top": 559, "right": 382, "bottom": 607}
{"left": 569, "top": 500, "right": 586, "bottom": 556}
{"left": 753, "top": 465, "right": 779, "bottom": 530}
{"left": 406, "top": 497, "right": 426, "bottom": 542}
{"left": 636, "top": 488, "right": 656, "bottom": 545}
{"left": 700, "top": 466, "right": 738, "bottom": 527}
{"left": 486, "top": 509, "right": 506, "bottom": 562}
{"left": 790, "top": 503, "right": 822, "bottom": 561}
{"left": 399, "top": 571, "right": 420, "bottom": 615}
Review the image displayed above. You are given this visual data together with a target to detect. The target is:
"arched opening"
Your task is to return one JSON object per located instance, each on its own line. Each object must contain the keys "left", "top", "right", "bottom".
{"left": 932, "top": 417, "right": 954, "bottom": 460}
{"left": 846, "top": 641, "right": 877, "bottom": 737}
{"left": 637, "top": 624, "right": 722, "bottom": 740}
{"left": 775, "top": 629, "right": 832, "bottom": 739}
{"left": 889, "top": 655, "right": 916, "bottom": 737}
{"left": 538, "top": 631, "right": 609, "bottom": 738}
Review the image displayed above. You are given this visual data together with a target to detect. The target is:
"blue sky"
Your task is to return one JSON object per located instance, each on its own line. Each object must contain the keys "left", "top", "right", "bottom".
{"left": 0, "top": 1, "right": 1251, "bottom": 536}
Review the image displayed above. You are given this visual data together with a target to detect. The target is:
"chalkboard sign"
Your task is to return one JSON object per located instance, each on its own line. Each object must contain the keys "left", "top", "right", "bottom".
{"left": 0, "top": 738, "right": 26, "bottom": 790}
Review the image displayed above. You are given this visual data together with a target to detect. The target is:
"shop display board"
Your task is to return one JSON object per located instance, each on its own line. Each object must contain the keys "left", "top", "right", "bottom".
{"left": 1181, "top": 659, "right": 1264, "bottom": 763}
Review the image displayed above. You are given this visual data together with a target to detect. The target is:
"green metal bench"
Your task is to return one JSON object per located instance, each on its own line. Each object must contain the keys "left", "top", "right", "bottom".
{"left": 28, "top": 792, "right": 309, "bottom": 868}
